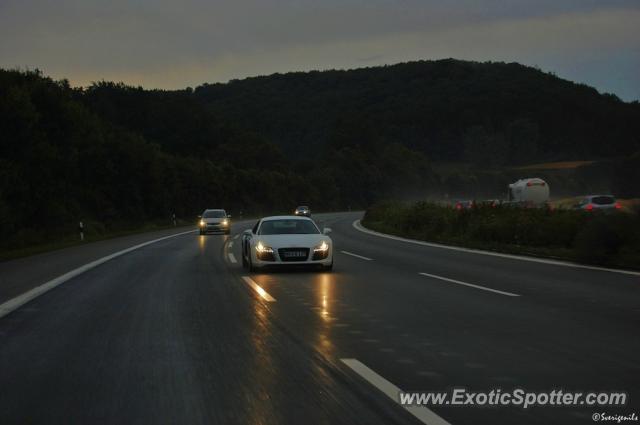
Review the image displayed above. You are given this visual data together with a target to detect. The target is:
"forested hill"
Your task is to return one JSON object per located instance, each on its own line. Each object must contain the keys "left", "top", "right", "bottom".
{"left": 1, "top": 60, "right": 639, "bottom": 251}
{"left": 0, "top": 68, "right": 434, "bottom": 250}
{"left": 79, "top": 59, "right": 640, "bottom": 166}
{"left": 192, "top": 59, "right": 640, "bottom": 164}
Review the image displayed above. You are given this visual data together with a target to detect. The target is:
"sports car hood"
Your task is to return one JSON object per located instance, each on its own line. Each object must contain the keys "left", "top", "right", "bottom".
{"left": 256, "top": 234, "right": 331, "bottom": 249}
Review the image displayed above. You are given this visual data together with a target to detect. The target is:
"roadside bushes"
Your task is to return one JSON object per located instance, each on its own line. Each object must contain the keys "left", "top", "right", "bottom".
{"left": 573, "top": 213, "right": 640, "bottom": 265}
{"left": 363, "top": 201, "right": 640, "bottom": 268}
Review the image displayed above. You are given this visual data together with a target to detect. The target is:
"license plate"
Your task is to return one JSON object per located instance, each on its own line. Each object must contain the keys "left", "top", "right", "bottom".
{"left": 284, "top": 251, "right": 306, "bottom": 258}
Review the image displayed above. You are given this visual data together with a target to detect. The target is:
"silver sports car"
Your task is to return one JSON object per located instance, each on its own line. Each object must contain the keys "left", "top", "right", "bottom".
{"left": 241, "top": 216, "right": 333, "bottom": 271}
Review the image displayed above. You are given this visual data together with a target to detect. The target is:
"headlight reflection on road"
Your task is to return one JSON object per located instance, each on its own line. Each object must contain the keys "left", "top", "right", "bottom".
{"left": 198, "top": 234, "right": 206, "bottom": 251}
{"left": 322, "top": 295, "right": 328, "bottom": 318}
{"left": 313, "top": 272, "right": 338, "bottom": 359}
{"left": 320, "top": 273, "right": 331, "bottom": 321}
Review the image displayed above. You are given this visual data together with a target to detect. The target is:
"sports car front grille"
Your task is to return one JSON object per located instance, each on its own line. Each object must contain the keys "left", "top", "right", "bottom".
{"left": 278, "top": 248, "right": 310, "bottom": 262}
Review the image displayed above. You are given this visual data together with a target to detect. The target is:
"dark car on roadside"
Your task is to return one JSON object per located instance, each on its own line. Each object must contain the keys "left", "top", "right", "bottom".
{"left": 573, "top": 195, "right": 621, "bottom": 212}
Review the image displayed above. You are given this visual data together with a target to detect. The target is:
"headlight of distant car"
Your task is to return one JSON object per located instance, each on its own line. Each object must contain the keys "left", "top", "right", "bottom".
{"left": 199, "top": 219, "right": 206, "bottom": 226}
{"left": 221, "top": 219, "right": 229, "bottom": 226}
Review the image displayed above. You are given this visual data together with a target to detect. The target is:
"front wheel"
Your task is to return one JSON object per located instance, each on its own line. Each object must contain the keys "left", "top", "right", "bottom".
{"left": 248, "top": 251, "right": 257, "bottom": 272}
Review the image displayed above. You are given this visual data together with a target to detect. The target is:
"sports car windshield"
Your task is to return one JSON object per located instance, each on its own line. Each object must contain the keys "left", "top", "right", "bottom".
{"left": 259, "top": 219, "right": 320, "bottom": 235}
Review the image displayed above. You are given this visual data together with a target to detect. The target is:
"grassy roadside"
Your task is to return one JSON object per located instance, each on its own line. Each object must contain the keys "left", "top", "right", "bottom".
{"left": 0, "top": 221, "right": 195, "bottom": 262}
{"left": 0, "top": 213, "right": 276, "bottom": 263}
{"left": 362, "top": 201, "right": 640, "bottom": 270}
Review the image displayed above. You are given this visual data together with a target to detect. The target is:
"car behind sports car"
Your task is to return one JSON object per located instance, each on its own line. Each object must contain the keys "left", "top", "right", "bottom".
{"left": 199, "top": 209, "right": 231, "bottom": 234}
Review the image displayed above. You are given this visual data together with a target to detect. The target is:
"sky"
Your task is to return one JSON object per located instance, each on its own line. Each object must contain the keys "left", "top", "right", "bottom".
{"left": 1, "top": 0, "right": 639, "bottom": 101}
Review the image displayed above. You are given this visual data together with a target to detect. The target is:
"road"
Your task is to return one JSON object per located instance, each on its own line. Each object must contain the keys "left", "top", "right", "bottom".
{"left": 1, "top": 212, "right": 639, "bottom": 424}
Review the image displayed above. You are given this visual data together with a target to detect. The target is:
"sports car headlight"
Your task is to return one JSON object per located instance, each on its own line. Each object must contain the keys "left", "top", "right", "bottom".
{"left": 314, "top": 241, "right": 329, "bottom": 252}
{"left": 256, "top": 241, "right": 273, "bottom": 253}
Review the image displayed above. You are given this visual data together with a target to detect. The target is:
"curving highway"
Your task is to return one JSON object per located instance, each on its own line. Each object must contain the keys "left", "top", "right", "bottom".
{"left": 1, "top": 212, "right": 639, "bottom": 425}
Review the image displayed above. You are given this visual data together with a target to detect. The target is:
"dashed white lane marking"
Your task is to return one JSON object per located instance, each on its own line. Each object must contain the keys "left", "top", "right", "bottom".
{"left": 340, "top": 358, "right": 451, "bottom": 425}
{"left": 340, "top": 250, "right": 373, "bottom": 261}
{"left": 233, "top": 234, "right": 240, "bottom": 240}
{"left": 241, "top": 276, "right": 276, "bottom": 302}
{"left": 0, "top": 229, "right": 198, "bottom": 319}
{"left": 419, "top": 272, "right": 520, "bottom": 297}
{"left": 228, "top": 253, "right": 237, "bottom": 264}
{"left": 354, "top": 219, "right": 640, "bottom": 276}
{"left": 228, "top": 241, "right": 234, "bottom": 248}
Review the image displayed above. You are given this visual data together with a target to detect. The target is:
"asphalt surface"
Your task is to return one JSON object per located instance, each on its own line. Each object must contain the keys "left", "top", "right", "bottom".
{"left": 0, "top": 226, "right": 194, "bottom": 305}
{"left": 1, "top": 212, "right": 639, "bottom": 424}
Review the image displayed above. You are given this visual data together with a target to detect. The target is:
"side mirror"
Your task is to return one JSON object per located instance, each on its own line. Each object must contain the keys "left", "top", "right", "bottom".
{"left": 323, "top": 227, "right": 332, "bottom": 235}
{"left": 243, "top": 229, "right": 252, "bottom": 235}
{"left": 227, "top": 214, "right": 232, "bottom": 218}
{"left": 197, "top": 215, "right": 202, "bottom": 219}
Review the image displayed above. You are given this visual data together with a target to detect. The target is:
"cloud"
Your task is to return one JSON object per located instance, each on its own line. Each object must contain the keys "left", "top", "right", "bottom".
{"left": 1, "top": 0, "right": 638, "bottom": 99}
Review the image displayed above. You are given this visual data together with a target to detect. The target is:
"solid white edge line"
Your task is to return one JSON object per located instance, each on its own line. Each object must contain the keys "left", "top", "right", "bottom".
{"left": 354, "top": 220, "right": 640, "bottom": 276}
{"left": 419, "top": 272, "right": 520, "bottom": 297}
{"left": 228, "top": 253, "right": 237, "bottom": 264}
{"left": 0, "top": 229, "right": 197, "bottom": 319}
{"left": 340, "top": 250, "right": 373, "bottom": 261}
{"left": 241, "top": 276, "right": 276, "bottom": 302}
{"left": 340, "top": 358, "right": 451, "bottom": 425}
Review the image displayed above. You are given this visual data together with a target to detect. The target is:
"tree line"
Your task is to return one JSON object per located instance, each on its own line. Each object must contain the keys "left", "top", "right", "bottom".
{"left": 1, "top": 59, "right": 639, "bottom": 251}
{"left": 193, "top": 59, "right": 640, "bottom": 164}
{"left": 0, "top": 69, "right": 433, "bottom": 251}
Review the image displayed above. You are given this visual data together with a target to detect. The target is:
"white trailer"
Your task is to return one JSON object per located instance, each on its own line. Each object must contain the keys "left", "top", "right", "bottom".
{"left": 507, "top": 178, "right": 550, "bottom": 207}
